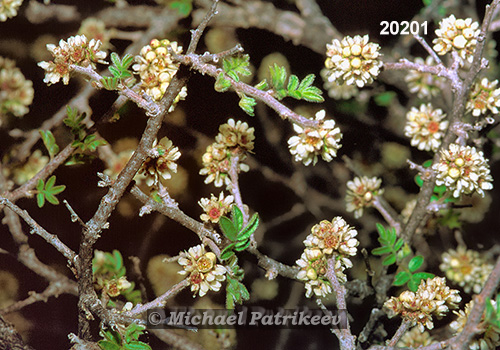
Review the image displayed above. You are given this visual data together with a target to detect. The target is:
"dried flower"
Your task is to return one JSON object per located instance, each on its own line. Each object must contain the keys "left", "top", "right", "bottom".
{"left": 38, "top": 34, "right": 107, "bottom": 85}
{"left": 199, "top": 192, "right": 234, "bottom": 223}
{"left": 132, "top": 38, "right": 187, "bottom": 110}
{"left": 215, "top": 118, "right": 255, "bottom": 151}
{"left": 178, "top": 245, "right": 226, "bottom": 297}
{"left": 397, "top": 326, "right": 434, "bottom": 348}
{"left": 450, "top": 301, "right": 500, "bottom": 350}
{"left": 433, "top": 15, "right": 480, "bottom": 66}
{"left": 384, "top": 277, "right": 461, "bottom": 331}
{"left": 288, "top": 109, "right": 342, "bottom": 166}
{"left": 345, "top": 176, "right": 383, "bottom": 218}
{"left": 432, "top": 143, "right": 493, "bottom": 198}
{"left": 405, "top": 103, "right": 448, "bottom": 152}
{"left": 105, "top": 277, "right": 132, "bottom": 298}
{"left": 324, "top": 35, "right": 382, "bottom": 87}
{"left": 296, "top": 248, "right": 333, "bottom": 297}
{"left": 0, "top": 57, "right": 34, "bottom": 119}
{"left": 440, "top": 246, "right": 493, "bottom": 294}
{"left": 0, "top": 0, "right": 23, "bottom": 22}
{"left": 405, "top": 56, "right": 447, "bottom": 99}
{"left": 139, "top": 137, "right": 181, "bottom": 186}
{"left": 466, "top": 77, "right": 500, "bottom": 117}
{"left": 320, "top": 67, "right": 359, "bottom": 100}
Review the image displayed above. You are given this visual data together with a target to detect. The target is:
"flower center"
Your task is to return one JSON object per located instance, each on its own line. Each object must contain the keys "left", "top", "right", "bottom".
{"left": 427, "top": 121, "right": 440, "bottom": 134}
{"left": 208, "top": 207, "right": 221, "bottom": 220}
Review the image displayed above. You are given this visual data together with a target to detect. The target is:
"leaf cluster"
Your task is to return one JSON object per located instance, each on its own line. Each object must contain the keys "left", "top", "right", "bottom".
{"left": 98, "top": 324, "right": 151, "bottom": 350}
{"left": 36, "top": 175, "right": 66, "bottom": 208}
{"left": 92, "top": 250, "right": 141, "bottom": 305}
{"left": 372, "top": 224, "right": 434, "bottom": 292}
{"left": 101, "top": 53, "right": 134, "bottom": 90}
{"left": 265, "top": 64, "right": 324, "bottom": 103}
{"left": 168, "top": 0, "right": 193, "bottom": 17}
{"left": 219, "top": 205, "right": 259, "bottom": 260}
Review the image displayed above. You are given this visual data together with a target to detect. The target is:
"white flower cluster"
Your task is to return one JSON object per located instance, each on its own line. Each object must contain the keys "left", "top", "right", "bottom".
{"left": 324, "top": 35, "right": 382, "bottom": 88}
{"left": 139, "top": 137, "right": 181, "bottom": 187}
{"left": 288, "top": 110, "right": 342, "bottom": 166}
{"left": 199, "top": 119, "right": 255, "bottom": 188}
{"left": 432, "top": 143, "right": 493, "bottom": 198}
{"left": 0, "top": 0, "right": 23, "bottom": 22}
{"left": 320, "top": 68, "right": 359, "bottom": 100}
{"left": 440, "top": 246, "right": 493, "bottom": 294}
{"left": 345, "top": 176, "right": 383, "bottom": 218}
{"left": 384, "top": 277, "right": 461, "bottom": 331}
{"left": 178, "top": 245, "right": 226, "bottom": 297}
{"left": 133, "top": 39, "right": 187, "bottom": 110}
{"left": 433, "top": 15, "right": 480, "bottom": 66}
{"left": 466, "top": 77, "right": 500, "bottom": 117}
{"left": 296, "top": 217, "right": 358, "bottom": 297}
{"left": 405, "top": 103, "right": 448, "bottom": 152}
{"left": 0, "top": 57, "right": 34, "bottom": 119}
{"left": 38, "top": 35, "right": 107, "bottom": 85}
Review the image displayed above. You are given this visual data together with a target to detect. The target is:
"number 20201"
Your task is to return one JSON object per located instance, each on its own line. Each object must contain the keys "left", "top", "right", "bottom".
{"left": 380, "top": 21, "right": 428, "bottom": 35}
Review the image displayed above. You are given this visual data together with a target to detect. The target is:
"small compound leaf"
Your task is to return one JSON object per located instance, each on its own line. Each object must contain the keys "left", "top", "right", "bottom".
{"left": 238, "top": 94, "right": 256, "bottom": 116}
{"left": 287, "top": 74, "right": 299, "bottom": 92}
{"left": 371, "top": 246, "right": 392, "bottom": 255}
{"left": 215, "top": 72, "right": 231, "bottom": 92}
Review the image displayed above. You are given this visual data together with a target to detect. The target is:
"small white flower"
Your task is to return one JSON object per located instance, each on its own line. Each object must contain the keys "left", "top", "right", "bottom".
{"left": 466, "top": 77, "right": 500, "bottom": 117}
{"left": 198, "top": 192, "right": 234, "bottom": 223}
{"left": 178, "top": 245, "right": 226, "bottom": 297}
{"left": 405, "top": 56, "right": 447, "bottom": 99}
{"left": 345, "top": 176, "right": 383, "bottom": 218}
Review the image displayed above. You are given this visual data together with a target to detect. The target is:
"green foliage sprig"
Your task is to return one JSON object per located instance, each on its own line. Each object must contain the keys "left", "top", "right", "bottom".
{"left": 219, "top": 205, "right": 259, "bottom": 260}
{"left": 266, "top": 64, "right": 324, "bottom": 103}
{"left": 485, "top": 294, "right": 500, "bottom": 330}
{"left": 36, "top": 175, "right": 66, "bottom": 207}
{"left": 100, "top": 53, "right": 134, "bottom": 90}
{"left": 98, "top": 323, "right": 151, "bottom": 350}
{"left": 372, "top": 223, "right": 434, "bottom": 291}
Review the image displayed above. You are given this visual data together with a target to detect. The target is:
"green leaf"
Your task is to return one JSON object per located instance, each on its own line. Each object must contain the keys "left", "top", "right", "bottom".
{"left": 376, "top": 223, "right": 386, "bottom": 238}
{"left": 108, "top": 65, "right": 121, "bottom": 78}
{"left": 222, "top": 55, "right": 251, "bottom": 82}
{"left": 219, "top": 216, "right": 238, "bottom": 241}
{"left": 394, "top": 238, "right": 404, "bottom": 252}
{"left": 238, "top": 94, "right": 257, "bottom": 116}
{"left": 301, "top": 89, "right": 324, "bottom": 103}
{"left": 237, "top": 213, "right": 259, "bottom": 241}
{"left": 45, "top": 175, "right": 56, "bottom": 189}
{"left": 270, "top": 64, "right": 287, "bottom": 91}
{"left": 422, "top": 0, "right": 431, "bottom": 5}
{"left": 231, "top": 205, "right": 243, "bottom": 232}
{"left": 412, "top": 272, "right": 435, "bottom": 281}
{"left": 124, "top": 341, "right": 152, "bottom": 350}
{"left": 382, "top": 254, "right": 397, "bottom": 266}
{"left": 36, "top": 179, "right": 44, "bottom": 191}
{"left": 101, "top": 77, "right": 120, "bottom": 90}
{"left": 371, "top": 246, "right": 392, "bottom": 255}
{"left": 407, "top": 278, "right": 421, "bottom": 292}
{"left": 98, "top": 341, "right": 122, "bottom": 350}
{"left": 220, "top": 244, "right": 236, "bottom": 260}
{"left": 169, "top": 0, "right": 193, "bottom": 17}
{"left": 414, "top": 174, "right": 423, "bottom": 188}
{"left": 373, "top": 91, "right": 396, "bottom": 107}
{"left": 215, "top": 72, "right": 231, "bottom": 92}
{"left": 234, "top": 240, "right": 251, "bottom": 251}
{"left": 408, "top": 255, "right": 424, "bottom": 272}
{"left": 39, "top": 130, "right": 59, "bottom": 158}
{"left": 45, "top": 193, "right": 59, "bottom": 205}
{"left": 287, "top": 75, "right": 299, "bottom": 92}
{"left": 393, "top": 271, "right": 411, "bottom": 286}
{"left": 422, "top": 159, "right": 433, "bottom": 168}
{"left": 297, "top": 74, "right": 315, "bottom": 91}
{"left": 254, "top": 79, "right": 268, "bottom": 90}
{"left": 36, "top": 193, "right": 45, "bottom": 208}
{"left": 121, "top": 54, "right": 134, "bottom": 70}
{"left": 110, "top": 52, "right": 120, "bottom": 67}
